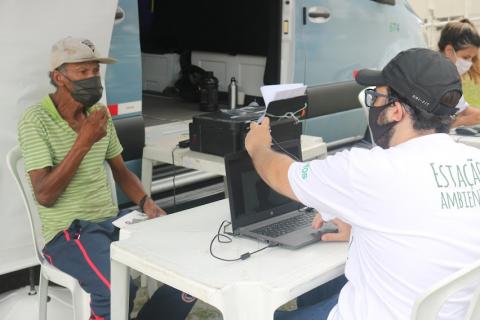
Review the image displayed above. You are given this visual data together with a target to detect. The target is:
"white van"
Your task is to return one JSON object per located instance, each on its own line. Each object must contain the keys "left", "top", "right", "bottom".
{"left": 137, "top": 0, "right": 425, "bottom": 147}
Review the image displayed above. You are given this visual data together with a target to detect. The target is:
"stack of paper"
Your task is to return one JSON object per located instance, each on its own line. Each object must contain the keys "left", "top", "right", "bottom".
{"left": 112, "top": 210, "right": 148, "bottom": 229}
{"left": 260, "top": 83, "right": 307, "bottom": 108}
{"left": 257, "top": 83, "right": 306, "bottom": 123}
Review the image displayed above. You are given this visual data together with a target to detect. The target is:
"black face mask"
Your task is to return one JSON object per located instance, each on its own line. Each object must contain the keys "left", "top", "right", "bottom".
{"left": 368, "top": 105, "right": 397, "bottom": 149}
{"left": 64, "top": 75, "right": 103, "bottom": 110}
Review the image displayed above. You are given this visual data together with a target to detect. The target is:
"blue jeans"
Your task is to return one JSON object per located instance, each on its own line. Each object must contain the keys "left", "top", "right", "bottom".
{"left": 275, "top": 275, "right": 347, "bottom": 320}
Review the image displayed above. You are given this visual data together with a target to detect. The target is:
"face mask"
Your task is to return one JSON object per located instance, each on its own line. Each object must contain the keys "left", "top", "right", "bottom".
{"left": 368, "top": 105, "right": 397, "bottom": 149}
{"left": 455, "top": 58, "right": 473, "bottom": 76}
{"left": 453, "top": 50, "right": 473, "bottom": 75}
{"left": 64, "top": 75, "right": 103, "bottom": 109}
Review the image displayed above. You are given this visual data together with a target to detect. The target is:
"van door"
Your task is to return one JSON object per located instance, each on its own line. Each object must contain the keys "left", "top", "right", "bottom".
{"left": 293, "top": 0, "right": 425, "bottom": 145}
{"left": 297, "top": 0, "right": 426, "bottom": 85}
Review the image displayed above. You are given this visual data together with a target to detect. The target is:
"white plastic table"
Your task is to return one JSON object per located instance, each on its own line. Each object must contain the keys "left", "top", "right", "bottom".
{"left": 142, "top": 122, "right": 327, "bottom": 195}
{"left": 111, "top": 199, "right": 348, "bottom": 320}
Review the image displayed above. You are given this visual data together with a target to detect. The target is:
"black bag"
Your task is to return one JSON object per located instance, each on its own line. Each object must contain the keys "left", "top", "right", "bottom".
{"left": 174, "top": 65, "right": 207, "bottom": 102}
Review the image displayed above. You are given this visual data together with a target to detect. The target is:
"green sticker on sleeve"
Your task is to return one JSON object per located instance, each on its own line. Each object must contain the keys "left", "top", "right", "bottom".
{"left": 301, "top": 163, "right": 311, "bottom": 180}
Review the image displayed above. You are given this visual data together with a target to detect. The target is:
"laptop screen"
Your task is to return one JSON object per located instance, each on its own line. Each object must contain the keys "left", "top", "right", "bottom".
{"left": 225, "top": 139, "right": 303, "bottom": 231}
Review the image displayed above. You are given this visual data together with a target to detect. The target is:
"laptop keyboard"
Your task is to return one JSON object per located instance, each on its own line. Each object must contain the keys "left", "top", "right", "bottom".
{"left": 251, "top": 211, "right": 316, "bottom": 238}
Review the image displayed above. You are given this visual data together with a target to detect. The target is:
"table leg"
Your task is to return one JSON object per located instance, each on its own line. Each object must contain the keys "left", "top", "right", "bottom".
{"left": 141, "top": 157, "right": 153, "bottom": 196}
{"left": 220, "top": 284, "right": 277, "bottom": 320}
{"left": 111, "top": 259, "right": 130, "bottom": 320}
{"left": 223, "top": 176, "right": 229, "bottom": 199}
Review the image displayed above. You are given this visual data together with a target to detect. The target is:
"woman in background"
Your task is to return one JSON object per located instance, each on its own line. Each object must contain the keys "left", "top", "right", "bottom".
{"left": 438, "top": 18, "right": 480, "bottom": 127}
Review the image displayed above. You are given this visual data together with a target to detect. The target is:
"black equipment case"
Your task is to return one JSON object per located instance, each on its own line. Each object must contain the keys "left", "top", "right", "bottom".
{"left": 189, "top": 108, "right": 303, "bottom": 156}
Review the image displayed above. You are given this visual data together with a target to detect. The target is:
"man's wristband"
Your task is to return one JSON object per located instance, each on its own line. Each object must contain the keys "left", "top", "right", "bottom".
{"left": 138, "top": 195, "right": 149, "bottom": 213}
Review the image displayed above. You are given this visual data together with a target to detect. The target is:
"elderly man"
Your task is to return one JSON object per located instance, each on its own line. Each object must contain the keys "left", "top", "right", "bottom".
{"left": 18, "top": 37, "right": 195, "bottom": 320}
{"left": 246, "top": 48, "right": 480, "bottom": 319}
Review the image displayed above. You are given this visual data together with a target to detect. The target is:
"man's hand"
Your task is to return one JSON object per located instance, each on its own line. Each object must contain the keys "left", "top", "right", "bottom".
{"left": 78, "top": 108, "right": 108, "bottom": 146}
{"left": 245, "top": 117, "right": 272, "bottom": 156}
{"left": 312, "top": 213, "right": 351, "bottom": 241}
{"left": 142, "top": 197, "right": 167, "bottom": 219}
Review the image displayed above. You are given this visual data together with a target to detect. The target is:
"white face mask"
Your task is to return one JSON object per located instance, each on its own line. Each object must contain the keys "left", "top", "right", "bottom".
{"left": 456, "top": 58, "right": 473, "bottom": 75}
{"left": 454, "top": 50, "right": 473, "bottom": 75}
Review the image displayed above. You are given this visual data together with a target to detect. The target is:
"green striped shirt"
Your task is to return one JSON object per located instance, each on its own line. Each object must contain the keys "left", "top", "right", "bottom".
{"left": 18, "top": 96, "right": 123, "bottom": 243}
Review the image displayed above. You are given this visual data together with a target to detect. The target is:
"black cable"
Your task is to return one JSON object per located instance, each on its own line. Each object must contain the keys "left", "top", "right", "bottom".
{"left": 271, "top": 136, "right": 301, "bottom": 161}
{"left": 209, "top": 220, "right": 277, "bottom": 262}
{"left": 266, "top": 105, "right": 307, "bottom": 123}
{"left": 171, "top": 145, "right": 180, "bottom": 211}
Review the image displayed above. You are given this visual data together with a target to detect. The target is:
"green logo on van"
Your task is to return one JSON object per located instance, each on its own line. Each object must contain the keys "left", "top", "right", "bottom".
{"left": 301, "top": 163, "right": 311, "bottom": 180}
{"left": 389, "top": 22, "right": 400, "bottom": 32}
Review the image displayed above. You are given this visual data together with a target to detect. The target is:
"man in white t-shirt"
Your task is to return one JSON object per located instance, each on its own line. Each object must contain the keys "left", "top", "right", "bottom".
{"left": 245, "top": 48, "right": 480, "bottom": 320}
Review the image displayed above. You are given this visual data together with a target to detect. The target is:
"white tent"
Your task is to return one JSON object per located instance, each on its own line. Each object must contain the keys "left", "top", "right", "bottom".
{"left": 0, "top": 0, "right": 117, "bottom": 275}
{"left": 0, "top": 1, "right": 117, "bottom": 317}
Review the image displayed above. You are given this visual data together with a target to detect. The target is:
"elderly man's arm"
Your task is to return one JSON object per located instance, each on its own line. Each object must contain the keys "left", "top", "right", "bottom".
{"left": 107, "top": 155, "right": 166, "bottom": 218}
{"left": 28, "top": 143, "right": 91, "bottom": 207}
{"left": 28, "top": 109, "right": 107, "bottom": 207}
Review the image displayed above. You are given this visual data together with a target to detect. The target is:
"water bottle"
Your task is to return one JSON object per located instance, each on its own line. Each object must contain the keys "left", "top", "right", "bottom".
{"left": 199, "top": 72, "right": 219, "bottom": 111}
{"left": 228, "top": 77, "right": 238, "bottom": 110}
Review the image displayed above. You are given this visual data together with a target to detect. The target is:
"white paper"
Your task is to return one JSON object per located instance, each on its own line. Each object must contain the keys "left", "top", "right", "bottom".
{"left": 257, "top": 83, "right": 306, "bottom": 123}
{"left": 112, "top": 210, "right": 148, "bottom": 229}
{"left": 260, "top": 83, "right": 307, "bottom": 108}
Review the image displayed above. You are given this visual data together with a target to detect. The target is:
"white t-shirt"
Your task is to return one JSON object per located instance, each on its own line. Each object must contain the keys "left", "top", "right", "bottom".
{"left": 456, "top": 95, "right": 469, "bottom": 114}
{"left": 288, "top": 134, "right": 480, "bottom": 320}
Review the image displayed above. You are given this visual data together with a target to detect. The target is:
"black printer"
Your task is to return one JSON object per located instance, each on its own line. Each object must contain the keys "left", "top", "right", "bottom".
{"left": 189, "top": 107, "right": 303, "bottom": 157}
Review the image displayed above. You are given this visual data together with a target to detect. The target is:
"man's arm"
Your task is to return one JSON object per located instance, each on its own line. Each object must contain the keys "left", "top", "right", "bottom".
{"left": 107, "top": 155, "right": 166, "bottom": 219}
{"left": 245, "top": 117, "right": 299, "bottom": 202}
{"left": 452, "top": 106, "right": 480, "bottom": 127}
{"left": 246, "top": 118, "right": 351, "bottom": 241}
{"left": 28, "top": 109, "right": 107, "bottom": 207}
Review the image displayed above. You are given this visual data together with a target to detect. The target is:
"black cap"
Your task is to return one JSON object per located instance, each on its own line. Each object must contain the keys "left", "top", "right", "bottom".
{"left": 355, "top": 48, "right": 462, "bottom": 116}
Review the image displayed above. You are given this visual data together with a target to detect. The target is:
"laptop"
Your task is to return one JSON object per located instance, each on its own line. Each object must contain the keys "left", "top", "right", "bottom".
{"left": 224, "top": 139, "right": 337, "bottom": 249}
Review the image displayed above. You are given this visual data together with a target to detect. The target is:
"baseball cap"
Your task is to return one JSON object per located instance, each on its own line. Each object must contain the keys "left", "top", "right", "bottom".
{"left": 355, "top": 48, "right": 462, "bottom": 116}
{"left": 50, "top": 37, "right": 117, "bottom": 71}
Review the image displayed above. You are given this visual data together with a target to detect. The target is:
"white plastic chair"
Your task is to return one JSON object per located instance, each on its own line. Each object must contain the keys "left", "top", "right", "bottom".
{"left": 6, "top": 145, "right": 118, "bottom": 320}
{"left": 358, "top": 87, "right": 375, "bottom": 145}
{"left": 411, "top": 260, "right": 480, "bottom": 320}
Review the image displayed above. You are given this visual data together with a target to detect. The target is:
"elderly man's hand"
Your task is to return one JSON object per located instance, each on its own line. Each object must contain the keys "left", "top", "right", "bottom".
{"left": 79, "top": 108, "right": 108, "bottom": 146}
{"left": 312, "top": 214, "right": 351, "bottom": 242}
{"left": 245, "top": 117, "right": 272, "bottom": 156}
{"left": 142, "top": 197, "right": 167, "bottom": 219}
